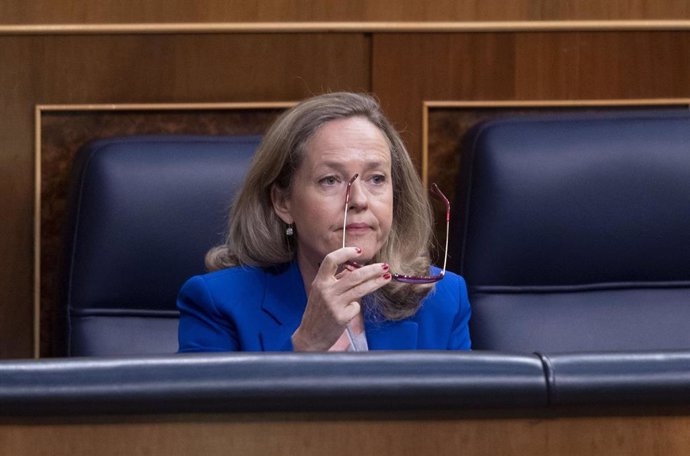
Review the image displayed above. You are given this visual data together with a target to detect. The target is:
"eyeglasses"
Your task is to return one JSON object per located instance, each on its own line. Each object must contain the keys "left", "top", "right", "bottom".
{"left": 342, "top": 174, "right": 449, "bottom": 284}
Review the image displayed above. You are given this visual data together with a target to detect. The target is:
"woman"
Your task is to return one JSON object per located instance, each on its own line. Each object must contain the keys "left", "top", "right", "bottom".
{"left": 177, "top": 92, "right": 471, "bottom": 352}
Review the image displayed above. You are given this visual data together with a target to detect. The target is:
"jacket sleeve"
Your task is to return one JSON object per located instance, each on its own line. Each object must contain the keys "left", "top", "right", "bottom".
{"left": 177, "top": 275, "right": 239, "bottom": 352}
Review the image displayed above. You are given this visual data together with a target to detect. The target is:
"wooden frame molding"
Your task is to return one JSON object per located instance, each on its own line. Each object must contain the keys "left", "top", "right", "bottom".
{"left": 3, "top": 20, "right": 690, "bottom": 35}
{"left": 33, "top": 102, "right": 294, "bottom": 358}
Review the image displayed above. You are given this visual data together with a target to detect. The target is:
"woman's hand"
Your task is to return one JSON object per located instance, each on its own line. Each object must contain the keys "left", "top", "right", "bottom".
{"left": 291, "top": 247, "right": 391, "bottom": 351}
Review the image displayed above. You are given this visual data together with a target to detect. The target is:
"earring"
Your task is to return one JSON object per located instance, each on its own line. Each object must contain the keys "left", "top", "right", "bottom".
{"left": 286, "top": 224, "right": 294, "bottom": 236}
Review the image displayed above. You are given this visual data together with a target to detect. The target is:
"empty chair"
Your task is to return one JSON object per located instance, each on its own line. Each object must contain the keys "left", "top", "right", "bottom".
{"left": 451, "top": 110, "right": 690, "bottom": 352}
{"left": 61, "top": 135, "right": 260, "bottom": 356}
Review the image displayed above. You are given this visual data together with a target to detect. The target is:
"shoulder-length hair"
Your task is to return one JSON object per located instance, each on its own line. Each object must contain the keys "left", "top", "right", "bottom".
{"left": 207, "top": 92, "right": 435, "bottom": 320}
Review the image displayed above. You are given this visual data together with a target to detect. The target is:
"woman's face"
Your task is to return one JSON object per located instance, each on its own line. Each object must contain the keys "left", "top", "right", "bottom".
{"left": 273, "top": 116, "right": 394, "bottom": 270}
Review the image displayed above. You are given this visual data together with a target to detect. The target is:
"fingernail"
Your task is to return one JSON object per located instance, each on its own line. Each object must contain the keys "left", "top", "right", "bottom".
{"left": 383, "top": 273, "right": 392, "bottom": 280}
{"left": 355, "top": 247, "right": 362, "bottom": 254}
{"left": 345, "top": 264, "right": 356, "bottom": 272}
{"left": 382, "top": 263, "right": 389, "bottom": 271}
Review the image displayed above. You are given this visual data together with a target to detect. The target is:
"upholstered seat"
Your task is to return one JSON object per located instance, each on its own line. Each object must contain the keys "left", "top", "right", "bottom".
{"left": 62, "top": 135, "right": 260, "bottom": 356}
{"left": 451, "top": 111, "right": 690, "bottom": 352}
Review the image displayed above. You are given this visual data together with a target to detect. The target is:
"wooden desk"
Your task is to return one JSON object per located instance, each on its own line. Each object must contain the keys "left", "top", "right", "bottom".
{"left": 3, "top": 409, "right": 690, "bottom": 455}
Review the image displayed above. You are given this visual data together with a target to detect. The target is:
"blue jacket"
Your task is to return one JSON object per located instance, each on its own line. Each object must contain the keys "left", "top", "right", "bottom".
{"left": 177, "top": 261, "right": 471, "bottom": 352}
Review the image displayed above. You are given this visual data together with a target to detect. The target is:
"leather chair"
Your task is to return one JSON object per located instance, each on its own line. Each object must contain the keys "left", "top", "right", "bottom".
{"left": 450, "top": 110, "right": 690, "bottom": 352}
{"left": 61, "top": 135, "right": 260, "bottom": 356}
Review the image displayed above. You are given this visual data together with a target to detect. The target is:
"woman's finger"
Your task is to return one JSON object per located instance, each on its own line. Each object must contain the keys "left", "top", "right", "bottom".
{"left": 338, "top": 272, "right": 392, "bottom": 304}
{"left": 316, "top": 246, "right": 363, "bottom": 279}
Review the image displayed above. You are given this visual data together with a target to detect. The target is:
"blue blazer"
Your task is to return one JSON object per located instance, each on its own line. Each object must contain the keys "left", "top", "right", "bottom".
{"left": 177, "top": 261, "right": 471, "bottom": 352}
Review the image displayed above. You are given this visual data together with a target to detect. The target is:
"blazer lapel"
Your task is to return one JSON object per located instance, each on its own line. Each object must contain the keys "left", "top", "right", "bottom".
{"left": 260, "top": 262, "right": 307, "bottom": 351}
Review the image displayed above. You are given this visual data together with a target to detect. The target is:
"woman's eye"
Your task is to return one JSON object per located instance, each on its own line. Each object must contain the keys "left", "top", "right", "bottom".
{"left": 371, "top": 174, "right": 387, "bottom": 185}
{"left": 320, "top": 176, "right": 338, "bottom": 186}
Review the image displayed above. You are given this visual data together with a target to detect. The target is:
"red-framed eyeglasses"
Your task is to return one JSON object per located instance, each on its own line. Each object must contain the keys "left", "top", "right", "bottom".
{"left": 342, "top": 174, "right": 449, "bottom": 284}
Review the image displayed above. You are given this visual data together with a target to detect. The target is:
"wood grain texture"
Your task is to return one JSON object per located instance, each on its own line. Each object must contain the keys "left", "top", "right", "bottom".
{"left": 0, "top": 33, "right": 369, "bottom": 358}
{"left": 2, "top": 411, "right": 690, "bottom": 455}
{"left": 1, "top": 0, "right": 689, "bottom": 24}
{"left": 373, "top": 31, "right": 690, "bottom": 163}
{"left": 0, "top": 36, "right": 39, "bottom": 359}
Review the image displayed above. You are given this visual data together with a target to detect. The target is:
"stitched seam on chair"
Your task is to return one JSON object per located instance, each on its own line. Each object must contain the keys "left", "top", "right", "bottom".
{"left": 471, "top": 280, "right": 690, "bottom": 294}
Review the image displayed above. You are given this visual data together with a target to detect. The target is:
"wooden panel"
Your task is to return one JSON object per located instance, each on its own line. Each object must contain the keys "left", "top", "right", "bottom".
{"left": 0, "top": 36, "right": 37, "bottom": 359}
{"left": 1, "top": 0, "right": 689, "bottom": 24}
{"left": 513, "top": 32, "right": 690, "bottom": 99}
{"left": 373, "top": 31, "right": 690, "bottom": 163}
{"left": 373, "top": 33, "right": 519, "bottom": 163}
{"left": 365, "top": 0, "right": 690, "bottom": 21}
{"left": 0, "top": 33, "right": 370, "bottom": 358}
{"left": 2, "top": 411, "right": 690, "bottom": 455}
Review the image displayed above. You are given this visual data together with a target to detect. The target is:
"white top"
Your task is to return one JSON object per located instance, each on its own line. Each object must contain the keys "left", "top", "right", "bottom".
{"left": 346, "top": 326, "right": 369, "bottom": 352}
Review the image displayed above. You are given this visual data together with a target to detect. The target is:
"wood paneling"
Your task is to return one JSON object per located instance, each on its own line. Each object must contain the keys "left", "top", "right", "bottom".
{"left": 0, "top": 36, "right": 38, "bottom": 360}
{"left": 373, "top": 31, "right": 690, "bottom": 163}
{"left": 0, "top": 33, "right": 370, "bottom": 358}
{"left": 1, "top": 0, "right": 689, "bottom": 24}
{"left": 3, "top": 411, "right": 690, "bottom": 455}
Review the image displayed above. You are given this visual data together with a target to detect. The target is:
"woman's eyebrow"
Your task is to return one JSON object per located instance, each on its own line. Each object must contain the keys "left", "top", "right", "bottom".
{"left": 325, "top": 160, "right": 389, "bottom": 168}
{"left": 313, "top": 159, "right": 391, "bottom": 174}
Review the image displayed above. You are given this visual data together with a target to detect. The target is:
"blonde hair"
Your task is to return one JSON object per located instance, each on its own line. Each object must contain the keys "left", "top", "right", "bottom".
{"left": 207, "top": 92, "right": 435, "bottom": 320}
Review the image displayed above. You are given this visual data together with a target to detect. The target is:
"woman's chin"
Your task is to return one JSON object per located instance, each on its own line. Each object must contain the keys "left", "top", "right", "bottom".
{"left": 342, "top": 236, "right": 383, "bottom": 262}
{"left": 353, "top": 245, "right": 381, "bottom": 263}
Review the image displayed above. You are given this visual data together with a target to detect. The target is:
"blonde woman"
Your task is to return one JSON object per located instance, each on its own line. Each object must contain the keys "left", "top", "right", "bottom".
{"left": 177, "top": 92, "right": 471, "bottom": 352}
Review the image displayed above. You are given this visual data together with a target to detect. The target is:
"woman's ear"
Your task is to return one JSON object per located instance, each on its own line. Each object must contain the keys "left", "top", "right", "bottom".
{"left": 271, "top": 184, "right": 293, "bottom": 225}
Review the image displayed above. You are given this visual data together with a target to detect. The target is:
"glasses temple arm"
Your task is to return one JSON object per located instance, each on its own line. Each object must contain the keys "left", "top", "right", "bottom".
{"left": 343, "top": 174, "right": 359, "bottom": 249}
{"left": 430, "top": 183, "right": 450, "bottom": 275}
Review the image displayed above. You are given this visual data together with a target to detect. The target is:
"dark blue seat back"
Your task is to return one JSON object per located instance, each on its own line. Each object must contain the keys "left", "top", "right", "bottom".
{"left": 451, "top": 111, "right": 690, "bottom": 352}
{"left": 63, "top": 135, "right": 260, "bottom": 356}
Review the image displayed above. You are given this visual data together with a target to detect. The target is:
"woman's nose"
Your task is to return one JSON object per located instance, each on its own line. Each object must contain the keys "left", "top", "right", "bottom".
{"left": 347, "top": 179, "right": 368, "bottom": 210}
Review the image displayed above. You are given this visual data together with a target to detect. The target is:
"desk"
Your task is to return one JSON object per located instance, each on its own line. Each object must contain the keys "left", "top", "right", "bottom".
{"left": 2, "top": 352, "right": 690, "bottom": 455}
{"left": 3, "top": 410, "right": 690, "bottom": 455}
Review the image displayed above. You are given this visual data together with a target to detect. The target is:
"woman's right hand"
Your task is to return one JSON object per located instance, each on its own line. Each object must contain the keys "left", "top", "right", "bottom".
{"left": 291, "top": 247, "right": 392, "bottom": 351}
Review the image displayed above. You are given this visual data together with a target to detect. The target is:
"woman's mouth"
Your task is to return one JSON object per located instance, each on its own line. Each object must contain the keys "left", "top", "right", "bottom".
{"left": 345, "top": 223, "right": 371, "bottom": 234}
